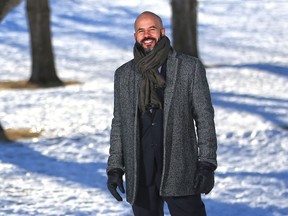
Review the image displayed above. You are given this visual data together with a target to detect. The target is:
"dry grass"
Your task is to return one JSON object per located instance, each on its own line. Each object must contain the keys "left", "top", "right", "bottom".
{"left": 0, "top": 80, "right": 81, "bottom": 90}
{"left": 3, "top": 128, "right": 42, "bottom": 142}
{"left": 0, "top": 80, "right": 81, "bottom": 142}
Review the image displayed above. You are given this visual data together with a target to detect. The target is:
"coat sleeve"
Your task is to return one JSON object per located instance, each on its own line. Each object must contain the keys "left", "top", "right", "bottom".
{"left": 191, "top": 59, "right": 217, "bottom": 167}
{"left": 107, "top": 69, "right": 125, "bottom": 173}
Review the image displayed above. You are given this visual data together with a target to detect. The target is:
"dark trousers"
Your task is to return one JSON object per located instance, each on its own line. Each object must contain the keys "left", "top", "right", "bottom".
{"left": 132, "top": 184, "right": 206, "bottom": 216}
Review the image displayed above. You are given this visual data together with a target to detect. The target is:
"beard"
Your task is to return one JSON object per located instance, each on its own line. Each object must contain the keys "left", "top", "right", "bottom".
{"left": 143, "top": 46, "right": 154, "bottom": 53}
{"left": 135, "top": 33, "right": 164, "bottom": 54}
{"left": 140, "top": 37, "right": 157, "bottom": 54}
{"left": 139, "top": 32, "right": 164, "bottom": 54}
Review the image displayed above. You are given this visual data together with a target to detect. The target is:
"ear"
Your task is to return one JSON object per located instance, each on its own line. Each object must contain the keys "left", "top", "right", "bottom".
{"left": 134, "top": 33, "right": 137, "bottom": 40}
{"left": 161, "top": 28, "right": 166, "bottom": 36}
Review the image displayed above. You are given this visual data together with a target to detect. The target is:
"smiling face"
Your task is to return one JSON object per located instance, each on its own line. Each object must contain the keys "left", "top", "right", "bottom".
{"left": 134, "top": 12, "right": 166, "bottom": 53}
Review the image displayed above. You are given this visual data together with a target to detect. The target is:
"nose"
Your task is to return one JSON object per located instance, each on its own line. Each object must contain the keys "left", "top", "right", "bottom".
{"left": 144, "top": 30, "right": 151, "bottom": 37}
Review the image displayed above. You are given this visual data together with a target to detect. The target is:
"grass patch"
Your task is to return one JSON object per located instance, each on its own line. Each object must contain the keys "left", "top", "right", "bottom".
{"left": 0, "top": 80, "right": 81, "bottom": 142}
{"left": 2, "top": 128, "right": 42, "bottom": 142}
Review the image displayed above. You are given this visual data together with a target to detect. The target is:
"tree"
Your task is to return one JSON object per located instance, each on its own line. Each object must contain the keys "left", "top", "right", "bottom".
{"left": 26, "top": 0, "right": 63, "bottom": 87}
{"left": 1, "top": 0, "right": 63, "bottom": 86}
{"left": 171, "top": 0, "right": 199, "bottom": 58}
{"left": 0, "top": 0, "right": 22, "bottom": 22}
{"left": 1, "top": 0, "right": 62, "bottom": 141}
{"left": 0, "top": 123, "right": 9, "bottom": 141}
{"left": 1, "top": 0, "right": 22, "bottom": 141}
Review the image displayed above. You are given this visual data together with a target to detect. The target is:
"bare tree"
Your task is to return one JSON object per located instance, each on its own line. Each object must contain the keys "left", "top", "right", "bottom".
{"left": 26, "top": 0, "right": 63, "bottom": 87}
{"left": 171, "top": 0, "right": 199, "bottom": 58}
{"left": 1, "top": 0, "right": 62, "bottom": 140}
{"left": 1, "top": 0, "right": 23, "bottom": 141}
{"left": 0, "top": 123, "right": 9, "bottom": 141}
{"left": 0, "top": 0, "right": 22, "bottom": 22}
{"left": 1, "top": 0, "right": 63, "bottom": 86}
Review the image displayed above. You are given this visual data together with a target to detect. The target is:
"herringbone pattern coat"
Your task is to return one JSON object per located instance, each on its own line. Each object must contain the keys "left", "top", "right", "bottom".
{"left": 107, "top": 49, "right": 217, "bottom": 204}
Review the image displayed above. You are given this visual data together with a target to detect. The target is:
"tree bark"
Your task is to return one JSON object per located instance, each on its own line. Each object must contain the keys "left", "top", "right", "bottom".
{"left": 26, "top": 0, "right": 63, "bottom": 87}
{"left": 0, "top": 122, "right": 9, "bottom": 141}
{"left": 0, "top": 0, "right": 22, "bottom": 22}
{"left": 171, "top": 0, "right": 199, "bottom": 58}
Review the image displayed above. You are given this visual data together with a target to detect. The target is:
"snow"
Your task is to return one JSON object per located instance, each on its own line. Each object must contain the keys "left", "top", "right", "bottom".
{"left": 0, "top": 0, "right": 287, "bottom": 215}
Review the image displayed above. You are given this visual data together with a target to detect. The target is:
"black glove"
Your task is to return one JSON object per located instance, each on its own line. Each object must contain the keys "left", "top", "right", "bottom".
{"left": 107, "top": 168, "right": 125, "bottom": 201}
{"left": 194, "top": 161, "right": 216, "bottom": 195}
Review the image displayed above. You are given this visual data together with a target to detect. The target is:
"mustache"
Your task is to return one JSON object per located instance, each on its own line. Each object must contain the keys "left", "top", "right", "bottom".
{"left": 140, "top": 37, "right": 157, "bottom": 44}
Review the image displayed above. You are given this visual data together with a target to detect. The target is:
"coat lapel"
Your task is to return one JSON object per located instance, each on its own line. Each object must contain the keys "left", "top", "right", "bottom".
{"left": 160, "top": 50, "right": 178, "bottom": 189}
{"left": 163, "top": 50, "right": 178, "bottom": 126}
{"left": 131, "top": 61, "right": 141, "bottom": 204}
{"left": 133, "top": 62, "right": 141, "bottom": 113}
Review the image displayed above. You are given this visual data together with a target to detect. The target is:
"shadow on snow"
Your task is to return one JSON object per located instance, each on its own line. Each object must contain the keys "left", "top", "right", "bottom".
{"left": 235, "top": 63, "right": 288, "bottom": 78}
{"left": 1, "top": 137, "right": 287, "bottom": 215}
{"left": 0, "top": 136, "right": 107, "bottom": 189}
{"left": 205, "top": 198, "right": 287, "bottom": 216}
{"left": 212, "top": 91, "right": 288, "bottom": 128}
{"left": 207, "top": 62, "right": 288, "bottom": 78}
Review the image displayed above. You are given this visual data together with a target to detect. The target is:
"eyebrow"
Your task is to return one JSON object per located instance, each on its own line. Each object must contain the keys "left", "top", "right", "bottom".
{"left": 136, "top": 25, "right": 158, "bottom": 32}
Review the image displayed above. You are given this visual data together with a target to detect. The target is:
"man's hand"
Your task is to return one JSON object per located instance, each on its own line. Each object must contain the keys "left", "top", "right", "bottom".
{"left": 194, "top": 161, "right": 216, "bottom": 195}
{"left": 107, "top": 168, "right": 125, "bottom": 201}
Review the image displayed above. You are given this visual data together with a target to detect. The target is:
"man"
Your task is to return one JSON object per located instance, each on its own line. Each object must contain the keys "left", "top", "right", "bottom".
{"left": 107, "top": 11, "right": 217, "bottom": 216}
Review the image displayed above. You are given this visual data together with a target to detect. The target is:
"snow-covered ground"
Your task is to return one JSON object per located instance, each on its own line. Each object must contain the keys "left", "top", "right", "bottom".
{"left": 0, "top": 0, "right": 287, "bottom": 215}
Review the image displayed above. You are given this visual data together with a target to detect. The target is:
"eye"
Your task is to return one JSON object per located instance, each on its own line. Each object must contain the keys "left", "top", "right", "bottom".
{"left": 137, "top": 29, "right": 144, "bottom": 33}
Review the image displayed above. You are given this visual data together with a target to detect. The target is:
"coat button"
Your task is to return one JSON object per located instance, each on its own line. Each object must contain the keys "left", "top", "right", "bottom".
{"left": 152, "top": 123, "right": 156, "bottom": 126}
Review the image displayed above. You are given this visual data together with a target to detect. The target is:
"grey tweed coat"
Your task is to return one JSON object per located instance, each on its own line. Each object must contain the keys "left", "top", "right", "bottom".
{"left": 107, "top": 49, "right": 217, "bottom": 204}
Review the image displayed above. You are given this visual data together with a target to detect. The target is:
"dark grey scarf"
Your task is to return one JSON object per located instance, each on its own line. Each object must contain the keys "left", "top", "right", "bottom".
{"left": 133, "top": 36, "right": 171, "bottom": 112}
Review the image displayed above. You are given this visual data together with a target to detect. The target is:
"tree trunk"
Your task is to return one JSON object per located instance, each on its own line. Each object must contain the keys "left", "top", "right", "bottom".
{"left": 0, "top": 0, "right": 22, "bottom": 22}
{"left": 0, "top": 122, "right": 9, "bottom": 141}
{"left": 26, "top": 0, "right": 63, "bottom": 87}
{"left": 171, "top": 0, "right": 199, "bottom": 58}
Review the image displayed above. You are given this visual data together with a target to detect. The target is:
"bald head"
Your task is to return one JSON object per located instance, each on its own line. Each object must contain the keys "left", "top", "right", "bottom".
{"left": 133, "top": 11, "right": 166, "bottom": 53}
{"left": 134, "top": 11, "right": 164, "bottom": 32}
